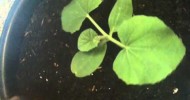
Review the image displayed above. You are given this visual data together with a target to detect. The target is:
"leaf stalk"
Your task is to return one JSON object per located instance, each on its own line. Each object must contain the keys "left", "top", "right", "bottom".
{"left": 86, "top": 14, "right": 127, "bottom": 49}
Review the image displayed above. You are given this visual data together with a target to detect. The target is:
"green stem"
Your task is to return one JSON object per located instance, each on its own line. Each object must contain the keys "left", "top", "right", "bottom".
{"left": 109, "top": 29, "right": 114, "bottom": 36}
{"left": 86, "top": 14, "right": 107, "bottom": 36}
{"left": 86, "top": 14, "right": 127, "bottom": 49}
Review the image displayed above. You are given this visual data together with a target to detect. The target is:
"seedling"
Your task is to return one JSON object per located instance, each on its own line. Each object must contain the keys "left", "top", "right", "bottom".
{"left": 61, "top": 0, "right": 185, "bottom": 85}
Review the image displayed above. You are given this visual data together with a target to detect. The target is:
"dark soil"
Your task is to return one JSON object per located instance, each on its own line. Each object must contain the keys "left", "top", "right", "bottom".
{"left": 14, "top": 0, "right": 190, "bottom": 99}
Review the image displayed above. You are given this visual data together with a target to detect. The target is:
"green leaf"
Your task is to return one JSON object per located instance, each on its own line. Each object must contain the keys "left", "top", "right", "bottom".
{"left": 61, "top": 0, "right": 103, "bottom": 33}
{"left": 78, "top": 29, "right": 100, "bottom": 52}
{"left": 114, "top": 15, "right": 186, "bottom": 85}
{"left": 108, "top": 0, "right": 133, "bottom": 33}
{"left": 71, "top": 44, "right": 107, "bottom": 77}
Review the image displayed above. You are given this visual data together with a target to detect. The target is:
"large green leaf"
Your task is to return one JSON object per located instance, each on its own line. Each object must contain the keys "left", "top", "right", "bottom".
{"left": 78, "top": 29, "right": 100, "bottom": 52}
{"left": 71, "top": 44, "right": 107, "bottom": 77}
{"left": 114, "top": 15, "right": 186, "bottom": 85}
{"left": 61, "top": 0, "right": 103, "bottom": 33}
{"left": 108, "top": 0, "right": 133, "bottom": 33}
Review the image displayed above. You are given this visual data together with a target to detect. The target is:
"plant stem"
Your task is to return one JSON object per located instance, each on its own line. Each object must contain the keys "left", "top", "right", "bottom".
{"left": 86, "top": 14, "right": 127, "bottom": 49}
{"left": 109, "top": 29, "right": 114, "bottom": 36}
{"left": 86, "top": 14, "right": 107, "bottom": 36}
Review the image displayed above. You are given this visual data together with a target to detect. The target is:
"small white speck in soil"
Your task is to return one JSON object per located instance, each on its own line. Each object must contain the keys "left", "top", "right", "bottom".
{"left": 20, "top": 58, "right": 26, "bottom": 63}
{"left": 41, "top": 18, "right": 44, "bottom": 26}
{"left": 53, "top": 32, "right": 57, "bottom": 36}
{"left": 173, "top": 88, "right": 179, "bottom": 94}
{"left": 31, "top": 49, "right": 36, "bottom": 56}
{"left": 45, "top": 39, "right": 48, "bottom": 42}
{"left": 54, "top": 62, "right": 59, "bottom": 67}
{"left": 57, "top": 90, "right": 60, "bottom": 94}
{"left": 91, "top": 85, "right": 95, "bottom": 92}
{"left": 56, "top": 71, "right": 58, "bottom": 74}
{"left": 65, "top": 43, "right": 70, "bottom": 48}
{"left": 24, "top": 31, "right": 30, "bottom": 37}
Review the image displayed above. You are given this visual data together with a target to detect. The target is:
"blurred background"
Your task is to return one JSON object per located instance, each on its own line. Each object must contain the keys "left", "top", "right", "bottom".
{"left": 0, "top": 0, "right": 14, "bottom": 36}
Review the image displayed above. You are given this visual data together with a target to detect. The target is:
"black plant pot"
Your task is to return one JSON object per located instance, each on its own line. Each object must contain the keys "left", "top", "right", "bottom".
{"left": 0, "top": 0, "right": 190, "bottom": 100}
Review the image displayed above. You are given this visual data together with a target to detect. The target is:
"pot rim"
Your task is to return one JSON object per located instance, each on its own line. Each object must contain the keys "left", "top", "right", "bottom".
{"left": 0, "top": 0, "right": 40, "bottom": 99}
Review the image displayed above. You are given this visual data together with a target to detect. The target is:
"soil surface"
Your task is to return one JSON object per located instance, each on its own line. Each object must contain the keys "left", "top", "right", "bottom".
{"left": 14, "top": 0, "right": 190, "bottom": 99}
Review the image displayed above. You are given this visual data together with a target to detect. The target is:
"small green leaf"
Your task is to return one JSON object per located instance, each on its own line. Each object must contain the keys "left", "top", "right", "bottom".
{"left": 61, "top": 0, "right": 103, "bottom": 33}
{"left": 108, "top": 0, "right": 133, "bottom": 33}
{"left": 78, "top": 29, "right": 100, "bottom": 52}
{"left": 71, "top": 44, "right": 107, "bottom": 77}
{"left": 114, "top": 15, "right": 186, "bottom": 85}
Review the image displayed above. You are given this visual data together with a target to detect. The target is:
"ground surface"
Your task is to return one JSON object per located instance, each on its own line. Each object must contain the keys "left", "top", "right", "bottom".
{"left": 9, "top": 0, "right": 190, "bottom": 99}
